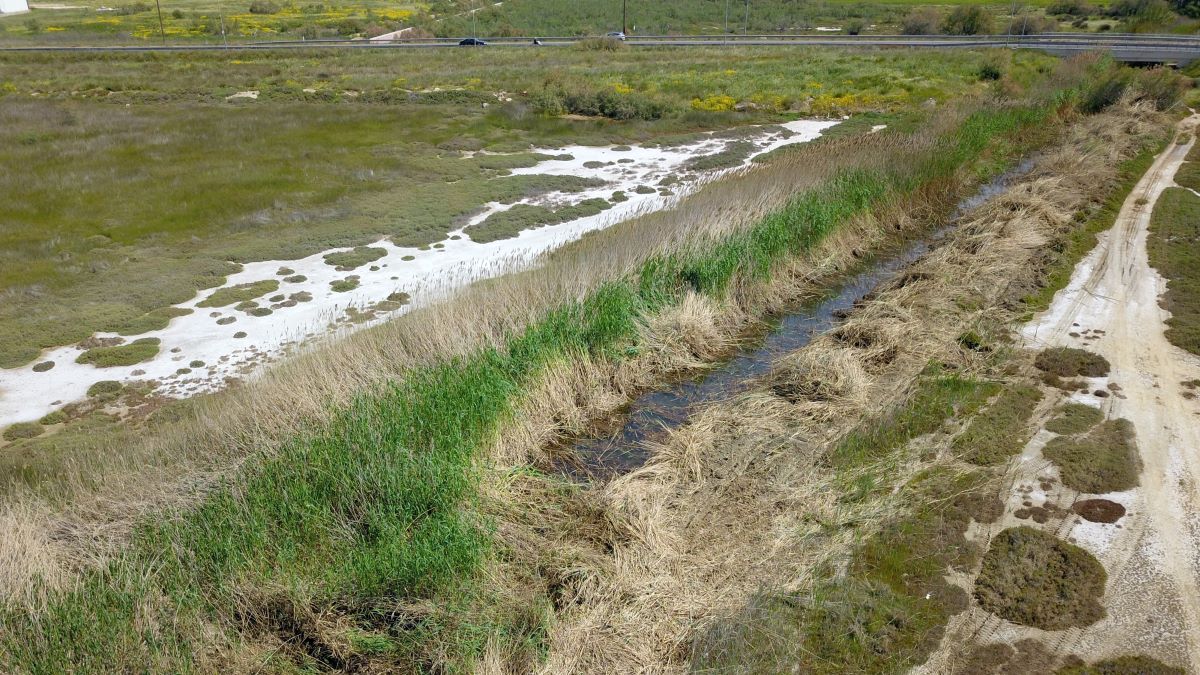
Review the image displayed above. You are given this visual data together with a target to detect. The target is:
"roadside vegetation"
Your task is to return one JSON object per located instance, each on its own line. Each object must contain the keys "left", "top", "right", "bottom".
{"left": 0, "top": 53, "right": 1185, "bottom": 672}
{"left": 0, "top": 46, "right": 1038, "bottom": 368}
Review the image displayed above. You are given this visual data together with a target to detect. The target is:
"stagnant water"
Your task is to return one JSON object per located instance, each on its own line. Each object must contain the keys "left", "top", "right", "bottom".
{"left": 560, "top": 158, "right": 1035, "bottom": 480}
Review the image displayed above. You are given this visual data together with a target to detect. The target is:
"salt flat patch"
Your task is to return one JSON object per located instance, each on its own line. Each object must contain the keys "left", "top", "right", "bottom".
{"left": 0, "top": 119, "right": 838, "bottom": 428}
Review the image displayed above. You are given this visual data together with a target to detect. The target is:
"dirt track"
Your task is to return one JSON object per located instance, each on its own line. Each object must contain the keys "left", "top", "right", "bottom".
{"left": 925, "top": 114, "right": 1200, "bottom": 673}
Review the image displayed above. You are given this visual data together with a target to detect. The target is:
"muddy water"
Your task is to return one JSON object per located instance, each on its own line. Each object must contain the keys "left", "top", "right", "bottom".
{"left": 561, "top": 159, "right": 1035, "bottom": 480}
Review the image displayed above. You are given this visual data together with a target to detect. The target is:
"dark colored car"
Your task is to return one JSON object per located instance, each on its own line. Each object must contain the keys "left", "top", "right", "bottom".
{"left": 459, "top": 38, "right": 488, "bottom": 46}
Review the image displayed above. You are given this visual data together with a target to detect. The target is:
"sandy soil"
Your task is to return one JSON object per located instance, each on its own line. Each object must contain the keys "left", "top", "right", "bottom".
{"left": 0, "top": 120, "right": 838, "bottom": 429}
{"left": 923, "top": 114, "right": 1200, "bottom": 673}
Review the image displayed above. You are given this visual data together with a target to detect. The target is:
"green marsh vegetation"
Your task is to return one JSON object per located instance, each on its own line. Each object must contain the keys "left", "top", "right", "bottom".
{"left": 0, "top": 55, "right": 1183, "bottom": 671}
{"left": 0, "top": 46, "right": 1041, "bottom": 367}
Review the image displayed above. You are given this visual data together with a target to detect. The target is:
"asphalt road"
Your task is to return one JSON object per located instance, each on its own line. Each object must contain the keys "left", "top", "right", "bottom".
{"left": 1, "top": 32, "right": 1198, "bottom": 63}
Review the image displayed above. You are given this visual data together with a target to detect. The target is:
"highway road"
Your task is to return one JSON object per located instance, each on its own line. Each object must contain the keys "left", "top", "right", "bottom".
{"left": 1, "top": 32, "right": 1198, "bottom": 63}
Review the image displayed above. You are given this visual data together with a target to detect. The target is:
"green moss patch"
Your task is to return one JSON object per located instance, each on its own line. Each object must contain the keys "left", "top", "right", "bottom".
{"left": 3, "top": 422, "right": 44, "bottom": 442}
{"left": 1045, "top": 403, "right": 1104, "bottom": 435}
{"left": 330, "top": 277, "right": 360, "bottom": 293}
{"left": 954, "top": 384, "right": 1043, "bottom": 466}
{"left": 1034, "top": 347, "right": 1110, "bottom": 378}
{"left": 282, "top": 275, "right": 307, "bottom": 283}
{"left": 1044, "top": 418, "right": 1140, "bottom": 494}
{"left": 197, "top": 280, "right": 279, "bottom": 308}
{"left": 39, "top": 411, "right": 68, "bottom": 426}
{"left": 31, "top": 360, "right": 54, "bottom": 372}
{"left": 76, "top": 338, "right": 160, "bottom": 368}
{"left": 1148, "top": 188, "right": 1200, "bottom": 355}
{"left": 974, "top": 527, "right": 1106, "bottom": 630}
{"left": 1058, "top": 655, "right": 1185, "bottom": 674}
{"left": 323, "top": 246, "right": 387, "bottom": 271}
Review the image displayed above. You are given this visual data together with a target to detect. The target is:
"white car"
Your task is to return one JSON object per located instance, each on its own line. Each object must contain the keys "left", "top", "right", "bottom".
{"left": 605, "top": 31, "right": 627, "bottom": 41}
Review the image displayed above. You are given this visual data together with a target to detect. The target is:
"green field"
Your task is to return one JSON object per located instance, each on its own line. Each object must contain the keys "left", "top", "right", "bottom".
{"left": 0, "top": 46, "right": 1040, "bottom": 367}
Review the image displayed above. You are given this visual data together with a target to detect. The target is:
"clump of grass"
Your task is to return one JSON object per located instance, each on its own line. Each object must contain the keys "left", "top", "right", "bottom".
{"left": 633, "top": 185, "right": 656, "bottom": 195}
{"left": 76, "top": 338, "right": 161, "bottom": 368}
{"left": 954, "top": 384, "right": 1043, "bottom": 465}
{"left": 323, "top": 246, "right": 387, "bottom": 271}
{"left": 283, "top": 275, "right": 307, "bottom": 283}
{"left": 1044, "top": 418, "right": 1141, "bottom": 493}
{"left": 3, "top": 422, "right": 43, "bottom": 442}
{"left": 216, "top": 317, "right": 236, "bottom": 325}
{"left": 1057, "top": 655, "right": 1186, "bottom": 674}
{"left": 39, "top": 411, "right": 68, "bottom": 425}
{"left": 233, "top": 331, "right": 247, "bottom": 338}
{"left": 1034, "top": 347, "right": 1110, "bottom": 378}
{"left": 331, "top": 277, "right": 360, "bottom": 293}
{"left": 1045, "top": 402, "right": 1103, "bottom": 435}
{"left": 974, "top": 526, "right": 1106, "bottom": 630}
{"left": 386, "top": 292, "right": 410, "bottom": 304}
{"left": 31, "top": 361, "right": 54, "bottom": 372}
{"left": 197, "top": 280, "right": 280, "bottom": 308}
{"left": 1148, "top": 187, "right": 1200, "bottom": 355}
{"left": 189, "top": 360, "right": 205, "bottom": 368}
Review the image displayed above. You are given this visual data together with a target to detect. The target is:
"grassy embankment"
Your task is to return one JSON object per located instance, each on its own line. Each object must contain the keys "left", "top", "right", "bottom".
{"left": 0, "top": 63, "right": 1076, "bottom": 671}
{"left": 1148, "top": 143, "right": 1200, "bottom": 355}
{"left": 0, "top": 46, "right": 1032, "bottom": 369}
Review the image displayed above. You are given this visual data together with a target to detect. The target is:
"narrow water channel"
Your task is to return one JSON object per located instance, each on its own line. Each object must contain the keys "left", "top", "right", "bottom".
{"left": 559, "top": 158, "right": 1035, "bottom": 480}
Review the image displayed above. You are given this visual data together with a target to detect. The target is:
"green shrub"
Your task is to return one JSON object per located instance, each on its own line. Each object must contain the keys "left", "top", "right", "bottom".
{"left": 901, "top": 8, "right": 940, "bottom": 34}
{"left": 978, "top": 64, "right": 1003, "bottom": 82}
{"left": 942, "top": 6, "right": 993, "bottom": 34}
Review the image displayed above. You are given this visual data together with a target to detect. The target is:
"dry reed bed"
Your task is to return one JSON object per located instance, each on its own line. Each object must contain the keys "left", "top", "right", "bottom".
{"left": 0, "top": 102, "right": 985, "bottom": 610}
{"left": 506, "top": 100, "right": 1167, "bottom": 673}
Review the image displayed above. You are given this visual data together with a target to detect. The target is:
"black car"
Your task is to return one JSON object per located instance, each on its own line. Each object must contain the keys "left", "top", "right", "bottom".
{"left": 458, "top": 38, "right": 488, "bottom": 46}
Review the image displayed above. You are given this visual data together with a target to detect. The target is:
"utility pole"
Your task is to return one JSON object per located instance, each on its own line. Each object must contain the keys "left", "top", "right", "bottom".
{"left": 217, "top": 0, "right": 228, "bottom": 47}
{"left": 622, "top": 0, "right": 626, "bottom": 35}
{"left": 724, "top": 0, "right": 729, "bottom": 43}
{"left": 471, "top": 0, "right": 477, "bottom": 44}
{"left": 744, "top": 0, "right": 749, "bottom": 34}
{"left": 154, "top": 0, "right": 166, "bottom": 44}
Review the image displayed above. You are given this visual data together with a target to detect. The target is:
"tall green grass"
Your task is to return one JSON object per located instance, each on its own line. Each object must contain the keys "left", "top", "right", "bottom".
{"left": 0, "top": 95, "right": 1065, "bottom": 671}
